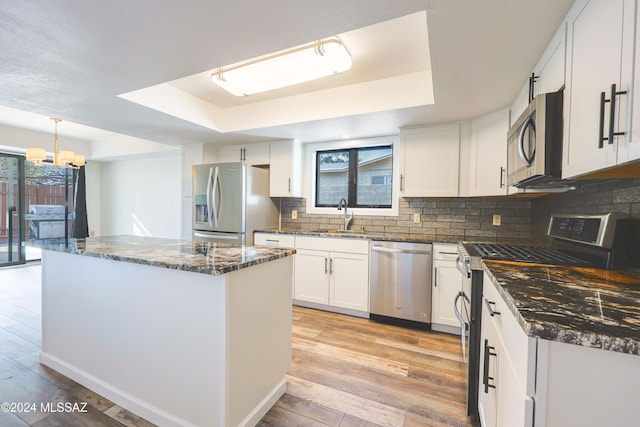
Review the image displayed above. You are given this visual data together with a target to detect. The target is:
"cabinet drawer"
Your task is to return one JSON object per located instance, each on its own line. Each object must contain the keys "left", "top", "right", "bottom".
{"left": 483, "top": 272, "right": 536, "bottom": 396}
{"left": 254, "top": 233, "right": 295, "bottom": 248}
{"left": 295, "top": 236, "right": 369, "bottom": 254}
{"left": 432, "top": 243, "right": 459, "bottom": 261}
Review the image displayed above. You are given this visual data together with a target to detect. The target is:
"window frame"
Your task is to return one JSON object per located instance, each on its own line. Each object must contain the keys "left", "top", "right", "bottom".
{"left": 306, "top": 136, "right": 399, "bottom": 217}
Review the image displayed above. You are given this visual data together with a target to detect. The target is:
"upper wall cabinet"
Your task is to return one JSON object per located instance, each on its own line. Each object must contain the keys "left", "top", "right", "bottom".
{"left": 467, "top": 109, "right": 509, "bottom": 196}
{"left": 400, "top": 124, "right": 460, "bottom": 197}
{"left": 510, "top": 23, "right": 567, "bottom": 126}
{"left": 562, "top": 0, "right": 636, "bottom": 179}
{"left": 269, "top": 140, "right": 302, "bottom": 197}
{"left": 218, "top": 142, "right": 270, "bottom": 166}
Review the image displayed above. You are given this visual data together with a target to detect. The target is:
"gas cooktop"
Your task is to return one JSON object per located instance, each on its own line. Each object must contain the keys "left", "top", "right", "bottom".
{"left": 471, "top": 243, "right": 593, "bottom": 267}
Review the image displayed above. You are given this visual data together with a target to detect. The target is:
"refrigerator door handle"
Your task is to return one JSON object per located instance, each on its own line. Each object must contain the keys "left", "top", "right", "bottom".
{"left": 212, "top": 166, "right": 220, "bottom": 228}
{"left": 206, "top": 167, "right": 214, "bottom": 227}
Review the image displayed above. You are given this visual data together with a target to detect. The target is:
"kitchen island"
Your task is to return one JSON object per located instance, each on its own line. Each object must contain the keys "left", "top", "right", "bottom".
{"left": 37, "top": 235, "right": 295, "bottom": 427}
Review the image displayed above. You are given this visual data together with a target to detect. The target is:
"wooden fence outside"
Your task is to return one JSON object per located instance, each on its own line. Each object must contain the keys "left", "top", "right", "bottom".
{"left": 0, "top": 182, "right": 73, "bottom": 238}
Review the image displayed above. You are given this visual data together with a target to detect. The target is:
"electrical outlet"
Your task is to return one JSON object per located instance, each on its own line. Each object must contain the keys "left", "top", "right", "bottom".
{"left": 90, "top": 230, "right": 95, "bottom": 237}
{"left": 493, "top": 214, "right": 501, "bottom": 226}
{"left": 291, "top": 210, "right": 298, "bottom": 220}
{"left": 413, "top": 213, "right": 421, "bottom": 223}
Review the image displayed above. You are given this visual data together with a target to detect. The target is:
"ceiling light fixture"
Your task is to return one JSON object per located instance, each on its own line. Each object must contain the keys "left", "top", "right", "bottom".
{"left": 211, "top": 37, "right": 352, "bottom": 96}
{"left": 26, "top": 118, "right": 85, "bottom": 168}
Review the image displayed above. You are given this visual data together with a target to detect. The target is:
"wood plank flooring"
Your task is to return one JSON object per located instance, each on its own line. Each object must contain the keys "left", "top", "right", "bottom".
{"left": 1, "top": 264, "right": 473, "bottom": 427}
{"left": 258, "top": 307, "right": 474, "bottom": 427}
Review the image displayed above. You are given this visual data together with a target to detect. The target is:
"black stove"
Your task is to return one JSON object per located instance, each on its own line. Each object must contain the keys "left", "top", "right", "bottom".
{"left": 471, "top": 243, "right": 593, "bottom": 267}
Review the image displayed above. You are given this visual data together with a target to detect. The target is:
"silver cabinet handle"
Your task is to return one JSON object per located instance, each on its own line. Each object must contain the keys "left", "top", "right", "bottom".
{"left": 324, "top": 257, "right": 328, "bottom": 274}
{"left": 400, "top": 174, "right": 404, "bottom": 191}
{"left": 329, "top": 258, "right": 333, "bottom": 275}
{"left": 288, "top": 177, "right": 292, "bottom": 193}
{"left": 434, "top": 267, "right": 438, "bottom": 287}
{"left": 438, "top": 251, "right": 458, "bottom": 255}
{"left": 265, "top": 239, "right": 280, "bottom": 244}
{"left": 499, "top": 166, "right": 505, "bottom": 188}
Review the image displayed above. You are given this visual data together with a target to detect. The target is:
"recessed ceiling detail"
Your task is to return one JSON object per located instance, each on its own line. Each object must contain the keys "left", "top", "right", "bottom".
{"left": 118, "top": 12, "right": 433, "bottom": 134}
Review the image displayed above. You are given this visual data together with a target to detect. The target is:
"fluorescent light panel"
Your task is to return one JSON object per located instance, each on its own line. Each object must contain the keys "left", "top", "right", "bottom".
{"left": 211, "top": 37, "right": 352, "bottom": 96}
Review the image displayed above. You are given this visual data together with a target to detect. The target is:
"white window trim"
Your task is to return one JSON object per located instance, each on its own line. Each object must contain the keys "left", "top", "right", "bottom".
{"left": 304, "top": 136, "right": 399, "bottom": 217}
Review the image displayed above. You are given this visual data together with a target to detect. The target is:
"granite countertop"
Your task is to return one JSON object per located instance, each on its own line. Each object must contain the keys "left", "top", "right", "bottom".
{"left": 36, "top": 235, "right": 295, "bottom": 276}
{"left": 483, "top": 260, "right": 640, "bottom": 355}
{"left": 256, "top": 228, "right": 464, "bottom": 244}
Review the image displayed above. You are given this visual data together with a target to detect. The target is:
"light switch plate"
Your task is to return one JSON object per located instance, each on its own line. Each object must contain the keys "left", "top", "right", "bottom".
{"left": 291, "top": 210, "right": 298, "bottom": 220}
{"left": 493, "top": 214, "right": 501, "bottom": 226}
{"left": 413, "top": 213, "right": 421, "bottom": 223}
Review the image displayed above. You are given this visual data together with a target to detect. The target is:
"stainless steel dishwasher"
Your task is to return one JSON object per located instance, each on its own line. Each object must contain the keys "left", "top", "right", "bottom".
{"left": 369, "top": 241, "right": 432, "bottom": 328}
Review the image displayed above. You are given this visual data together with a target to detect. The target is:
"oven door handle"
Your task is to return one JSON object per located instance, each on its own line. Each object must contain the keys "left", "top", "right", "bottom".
{"left": 453, "top": 291, "right": 471, "bottom": 326}
{"left": 456, "top": 256, "right": 471, "bottom": 279}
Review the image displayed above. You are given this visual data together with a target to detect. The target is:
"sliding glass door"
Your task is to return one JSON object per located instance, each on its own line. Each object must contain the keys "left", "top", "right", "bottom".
{"left": 0, "top": 154, "right": 26, "bottom": 266}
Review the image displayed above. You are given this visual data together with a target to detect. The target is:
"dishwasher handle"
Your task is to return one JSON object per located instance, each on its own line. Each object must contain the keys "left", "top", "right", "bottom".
{"left": 371, "top": 245, "right": 431, "bottom": 255}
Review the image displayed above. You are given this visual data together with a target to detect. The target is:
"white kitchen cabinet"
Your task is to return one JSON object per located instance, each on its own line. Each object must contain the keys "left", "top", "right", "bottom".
{"left": 294, "top": 236, "right": 369, "bottom": 316}
{"left": 399, "top": 124, "right": 460, "bottom": 197}
{"left": 562, "top": 0, "right": 636, "bottom": 179}
{"left": 467, "top": 109, "right": 509, "bottom": 196}
{"left": 510, "top": 23, "right": 566, "bottom": 127}
{"left": 294, "top": 248, "right": 330, "bottom": 305}
{"left": 534, "top": 23, "right": 567, "bottom": 97}
{"left": 269, "top": 140, "right": 302, "bottom": 197}
{"left": 218, "top": 142, "right": 270, "bottom": 166}
{"left": 480, "top": 270, "right": 640, "bottom": 427}
{"left": 431, "top": 243, "right": 464, "bottom": 333}
{"left": 480, "top": 272, "right": 536, "bottom": 427}
{"left": 254, "top": 232, "right": 296, "bottom": 248}
{"left": 329, "top": 251, "right": 369, "bottom": 311}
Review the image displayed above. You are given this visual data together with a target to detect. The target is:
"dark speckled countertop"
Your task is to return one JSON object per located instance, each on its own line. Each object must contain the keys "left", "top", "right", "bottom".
{"left": 36, "top": 235, "right": 295, "bottom": 276}
{"left": 483, "top": 260, "right": 640, "bottom": 355}
{"left": 255, "top": 228, "right": 529, "bottom": 245}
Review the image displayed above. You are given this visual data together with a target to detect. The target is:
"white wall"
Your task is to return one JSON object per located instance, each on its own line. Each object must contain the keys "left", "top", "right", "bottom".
{"left": 99, "top": 153, "right": 182, "bottom": 238}
{"left": 85, "top": 161, "right": 102, "bottom": 236}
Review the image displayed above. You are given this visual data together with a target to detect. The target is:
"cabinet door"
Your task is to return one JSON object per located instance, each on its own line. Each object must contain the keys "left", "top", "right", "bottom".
{"left": 329, "top": 252, "right": 369, "bottom": 312}
{"left": 625, "top": 3, "right": 640, "bottom": 165}
{"left": 269, "top": 140, "right": 301, "bottom": 197}
{"left": 294, "top": 249, "right": 329, "bottom": 304}
{"left": 218, "top": 143, "right": 270, "bottom": 165}
{"left": 218, "top": 145, "right": 244, "bottom": 163}
{"left": 535, "top": 23, "right": 567, "bottom": 96}
{"left": 478, "top": 303, "right": 499, "bottom": 427}
{"left": 431, "top": 259, "right": 464, "bottom": 328}
{"left": 563, "top": 0, "right": 633, "bottom": 178}
{"left": 468, "top": 110, "right": 508, "bottom": 196}
{"left": 401, "top": 124, "right": 460, "bottom": 197}
{"left": 244, "top": 142, "right": 270, "bottom": 165}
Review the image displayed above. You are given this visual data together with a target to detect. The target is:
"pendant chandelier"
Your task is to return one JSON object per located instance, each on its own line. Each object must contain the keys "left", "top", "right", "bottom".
{"left": 26, "top": 118, "right": 85, "bottom": 168}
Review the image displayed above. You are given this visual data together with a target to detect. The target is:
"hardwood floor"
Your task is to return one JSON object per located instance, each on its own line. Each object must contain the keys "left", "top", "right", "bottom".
{"left": 1, "top": 264, "right": 472, "bottom": 427}
{"left": 258, "top": 307, "right": 473, "bottom": 427}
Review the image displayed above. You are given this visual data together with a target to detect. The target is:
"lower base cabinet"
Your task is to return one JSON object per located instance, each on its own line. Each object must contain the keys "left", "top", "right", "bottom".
{"left": 431, "top": 243, "right": 464, "bottom": 334}
{"left": 294, "top": 236, "right": 369, "bottom": 315}
{"left": 480, "top": 271, "right": 640, "bottom": 427}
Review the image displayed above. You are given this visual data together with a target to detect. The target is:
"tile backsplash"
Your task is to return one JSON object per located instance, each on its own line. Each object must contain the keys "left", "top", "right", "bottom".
{"left": 531, "top": 178, "right": 640, "bottom": 242}
{"left": 277, "top": 178, "right": 639, "bottom": 243}
{"left": 279, "top": 197, "right": 532, "bottom": 240}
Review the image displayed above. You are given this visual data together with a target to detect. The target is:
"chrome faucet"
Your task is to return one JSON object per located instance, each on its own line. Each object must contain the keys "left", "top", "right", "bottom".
{"left": 337, "top": 198, "right": 353, "bottom": 231}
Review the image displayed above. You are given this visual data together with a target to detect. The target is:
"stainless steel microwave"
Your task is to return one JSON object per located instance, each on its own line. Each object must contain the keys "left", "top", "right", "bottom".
{"left": 507, "top": 90, "right": 564, "bottom": 188}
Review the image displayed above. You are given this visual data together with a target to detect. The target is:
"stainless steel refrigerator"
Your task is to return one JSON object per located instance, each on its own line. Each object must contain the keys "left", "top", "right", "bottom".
{"left": 192, "top": 162, "right": 278, "bottom": 245}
